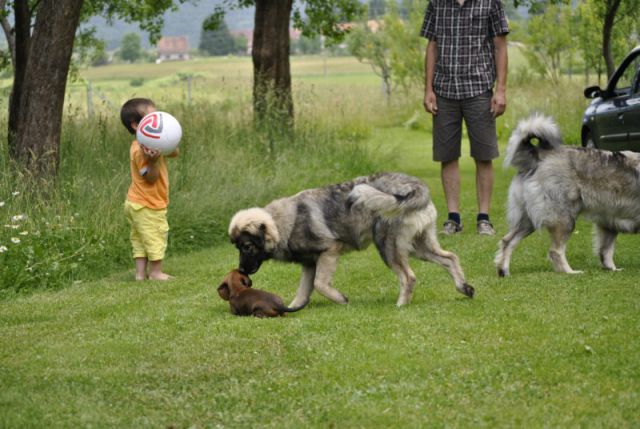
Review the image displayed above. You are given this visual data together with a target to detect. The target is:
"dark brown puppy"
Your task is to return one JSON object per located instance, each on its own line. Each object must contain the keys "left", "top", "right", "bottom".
{"left": 217, "top": 269, "right": 307, "bottom": 317}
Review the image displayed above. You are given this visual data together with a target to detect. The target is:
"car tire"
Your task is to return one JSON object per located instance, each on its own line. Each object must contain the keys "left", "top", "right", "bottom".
{"left": 583, "top": 131, "right": 596, "bottom": 149}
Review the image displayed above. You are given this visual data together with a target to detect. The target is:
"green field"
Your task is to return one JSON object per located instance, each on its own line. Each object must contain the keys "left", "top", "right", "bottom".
{"left": 1, "top": 52, "right": 639, "bottom": 428}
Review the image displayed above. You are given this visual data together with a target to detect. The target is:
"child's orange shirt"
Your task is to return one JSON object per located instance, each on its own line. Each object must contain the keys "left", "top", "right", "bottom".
{"left": 126, "top": 140, "right": 169, "bottom": 209}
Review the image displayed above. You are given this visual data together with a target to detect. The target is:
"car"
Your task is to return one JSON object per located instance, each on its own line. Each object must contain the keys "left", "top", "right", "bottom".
{"left": 582, "top": 45, "right": 640, "bottom": 152}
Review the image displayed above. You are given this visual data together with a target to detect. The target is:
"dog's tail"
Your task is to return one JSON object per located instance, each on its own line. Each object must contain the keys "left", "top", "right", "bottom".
{"left": 278, "top": 301, "right": 308, "bottom": 313}
{"left": 504, "top": 114, "right": 562, "bottom": 172}
{"left": 347, "top": 172, "right": 430, "bottom": 217}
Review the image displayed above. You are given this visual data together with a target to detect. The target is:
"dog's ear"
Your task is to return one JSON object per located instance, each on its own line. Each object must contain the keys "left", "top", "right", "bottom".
{"left": 217, "top": 282, "right": 230, "bottom": 301}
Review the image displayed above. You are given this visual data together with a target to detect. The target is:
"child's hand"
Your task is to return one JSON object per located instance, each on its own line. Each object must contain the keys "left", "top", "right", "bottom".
{"left": 140, "top": 144, "right": 161, "bottom": 161}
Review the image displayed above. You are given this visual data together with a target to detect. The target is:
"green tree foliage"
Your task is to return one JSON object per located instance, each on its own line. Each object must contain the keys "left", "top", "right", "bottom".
{"left": 347, "top": 17, "right": 394, "bottom": 100}
{"left": 522, "top": 0, "right": 639, "bottom": 84}
{"left": 120, "top": 32, "right": 142, "bottom": 62}
{"left": 347, "top": 0, "right": 426, "bottom": 98}
{"left": 575, "top": 0, "right": 605, "bottom": 84}
{"left": 523, "top": 4, "right": 573, "bottom": 84}
{"left": 199, "top": 20, "right": 235, "bottom": 56}
{"left": 384, "top": 0, "right": 426, "bottom": 91}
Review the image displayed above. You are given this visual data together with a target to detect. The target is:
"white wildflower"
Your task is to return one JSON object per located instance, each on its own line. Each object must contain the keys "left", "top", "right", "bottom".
{"left": 19, "top": 231, "right": 28, "bottom": 236}
{"left": 0, "top": 245, "right": 7, "bottom": 253}
{"left": 0, "top": 201, "right": 5, "bottom": 207}
{"left": 11, "top": 214, "right": 27, "bottom": 222}
{"left": 11, "top": 191, "right": 20, "bottom": 197}
{"left": 5, "top": 224, "right": 19, "bottom": 229}
{"left": 11, "top": 237, "right": 20, "bottom": 244}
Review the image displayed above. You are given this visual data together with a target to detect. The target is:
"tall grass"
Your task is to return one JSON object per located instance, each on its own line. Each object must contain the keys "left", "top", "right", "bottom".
{"left": 0, "top": 99, "right": 382, "bottom": 296}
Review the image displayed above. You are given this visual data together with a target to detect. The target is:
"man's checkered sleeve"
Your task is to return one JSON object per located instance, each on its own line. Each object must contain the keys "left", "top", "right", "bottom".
{"left": 420, "top": 1, "right": 437, "bottom": 40}
{"left": 489, "top": 0, "right": 510, "bottom": 38}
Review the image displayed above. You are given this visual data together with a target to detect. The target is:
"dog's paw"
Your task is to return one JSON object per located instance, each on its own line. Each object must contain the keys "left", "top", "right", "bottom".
{"left": 497, "top": 267, "right": 509, "bottom": 277}
{"left": 458, "top": 283, "right": 475, "bottom": 298}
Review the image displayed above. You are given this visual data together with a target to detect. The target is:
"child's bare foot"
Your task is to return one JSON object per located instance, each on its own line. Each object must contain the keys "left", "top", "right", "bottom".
{"left": 148, "top": 272, "right": 173, "bottom": 281}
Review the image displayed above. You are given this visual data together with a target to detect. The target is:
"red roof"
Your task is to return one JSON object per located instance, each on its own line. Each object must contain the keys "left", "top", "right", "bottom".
{"left": 157, "top": 36, "right": 189, "bottom": 54}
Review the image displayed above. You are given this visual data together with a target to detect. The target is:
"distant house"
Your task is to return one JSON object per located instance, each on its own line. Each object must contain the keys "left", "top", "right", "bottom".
{"left": 157, "top": 36, "right": 190, "bottom": 62}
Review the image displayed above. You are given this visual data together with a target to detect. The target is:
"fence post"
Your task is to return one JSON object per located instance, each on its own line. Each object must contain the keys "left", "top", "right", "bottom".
{"left": 87, "top": 80, "right": 94, "bottom": 118}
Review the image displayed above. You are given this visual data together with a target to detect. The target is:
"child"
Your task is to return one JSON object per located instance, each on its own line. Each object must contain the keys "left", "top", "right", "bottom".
{"left": 120, "top": 98, "right": 178, "bottom": 281}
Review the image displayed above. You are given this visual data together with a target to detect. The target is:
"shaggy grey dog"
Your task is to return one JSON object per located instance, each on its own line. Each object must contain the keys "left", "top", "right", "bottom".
{"left": 496, "top": 115, "right": 640, "bottom": 276}
{"left": 229, "top": 172, "right": 474, "bottom": 307}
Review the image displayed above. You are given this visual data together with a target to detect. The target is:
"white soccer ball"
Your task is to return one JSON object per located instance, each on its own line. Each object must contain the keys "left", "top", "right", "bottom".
{"left": 136, "top": 111, "right": 182, "bottom": 155}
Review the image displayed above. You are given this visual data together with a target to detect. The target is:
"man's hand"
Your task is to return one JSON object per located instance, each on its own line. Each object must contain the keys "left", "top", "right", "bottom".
{"left": 423, "top": 90, "right": 438, "bottom": 115}
{"left": 491, "top": 91, "right": 506, "bottom": 118}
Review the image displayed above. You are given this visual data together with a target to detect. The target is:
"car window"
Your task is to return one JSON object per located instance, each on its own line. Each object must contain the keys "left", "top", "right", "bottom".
{"left": 615, "top": 55, "right": 640, "bottom": 94}
{"left": 633, "top": 63, "right": 640, "bottom": 95}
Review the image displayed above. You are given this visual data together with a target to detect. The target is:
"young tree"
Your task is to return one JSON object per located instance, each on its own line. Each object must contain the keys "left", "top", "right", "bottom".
{"left": 347, "top": 0, "right": 427, "bottom": 97}
{"left": 0, "top": 0, "right": 188, "bottom": 178}
{"left": 523, "top": 4, "right": 573, "bottom": 84}
{"left": 516, "top": 0, "right": 639, "bottom": 79}
{"left": 120, "top": 32, "right": 142, "bottom": 62}
{"left": 347, "top": 19, "right": 393, "bottom": 101}
{"left": 199, "top": 20, "right": 235, "bottom": 56}
{"left": 576, "top": 0, "right": 605, "bottom": 85}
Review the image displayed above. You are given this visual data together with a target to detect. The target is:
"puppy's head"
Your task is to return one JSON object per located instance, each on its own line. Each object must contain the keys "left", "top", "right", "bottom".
{"left": 217, "top": 269, "right": 252, "bottom": 301}
{"left": 228, "top": 208, "right": 279, "bottom": 275}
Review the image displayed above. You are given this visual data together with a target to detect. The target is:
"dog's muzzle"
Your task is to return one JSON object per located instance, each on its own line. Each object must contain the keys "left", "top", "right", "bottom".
{"left": 239, "top": 253, "right": 264, "bottom": 275}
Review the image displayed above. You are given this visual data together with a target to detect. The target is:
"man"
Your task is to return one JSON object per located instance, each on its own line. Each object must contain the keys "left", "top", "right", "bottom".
{"left": 421, "top": 0, "right": 509, "bottom": 235}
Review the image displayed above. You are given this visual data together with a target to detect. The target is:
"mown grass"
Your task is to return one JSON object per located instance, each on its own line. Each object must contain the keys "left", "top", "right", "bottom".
{"left": 1, "top": 220, "right": 639, "bottom": 428}
{"left": 2, "top": 52, "right": 639, "bottom": 427}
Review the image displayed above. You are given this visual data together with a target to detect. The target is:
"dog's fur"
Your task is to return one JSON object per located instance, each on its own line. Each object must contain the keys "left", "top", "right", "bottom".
{"left": 217, "top": 269, "right": 307, "bottom": 317}
{"left": 229, "top": 172, "right": 474, "bottom": 307}
{"left": 496, "top": 114, "right": 640, "bottom": 276}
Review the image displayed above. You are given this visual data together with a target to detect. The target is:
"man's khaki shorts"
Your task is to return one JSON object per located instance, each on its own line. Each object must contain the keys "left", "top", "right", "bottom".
{"left": 124, "top": 200, "right": 169, "bottom": 261}
{"left": 432, "top": 90, "right": 499, "bottom": 162}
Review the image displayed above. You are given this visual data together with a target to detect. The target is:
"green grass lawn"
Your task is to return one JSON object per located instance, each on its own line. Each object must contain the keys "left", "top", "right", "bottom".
{"left": 2, "top": 122, "right": 640, "bottom": 428}
{"left": 1, "top": 52, "right": 639, "bottom": 428}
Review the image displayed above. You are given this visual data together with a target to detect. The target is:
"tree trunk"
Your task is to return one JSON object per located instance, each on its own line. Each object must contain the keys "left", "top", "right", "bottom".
{"left": 12, "top": 0, "right": 84, "bottom": 177}
{"left": 7, "top": 0, "right": 32, "bottom": 158}
{"left": 602, "top": 0, "right": 621, "bottom": 79}
{"left": 252, "top": 0, "right": 294, "bottom": 127}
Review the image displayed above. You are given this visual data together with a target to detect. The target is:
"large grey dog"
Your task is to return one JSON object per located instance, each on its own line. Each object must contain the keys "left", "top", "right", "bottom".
{"left": 496, "top": 115, "right": 640, "bottom": 276}
{"left": 229, "top": 172, "right": 474, "bottom": 307}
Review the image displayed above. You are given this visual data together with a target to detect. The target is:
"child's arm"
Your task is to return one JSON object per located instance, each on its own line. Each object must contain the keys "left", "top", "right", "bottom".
{"left": 140, "top": 145, "right": 162, "bottom": 184}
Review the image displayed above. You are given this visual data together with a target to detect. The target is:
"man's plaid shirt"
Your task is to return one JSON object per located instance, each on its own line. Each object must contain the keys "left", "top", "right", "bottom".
{"left": 420, "top": 0, "right": 509, "bottom": 100}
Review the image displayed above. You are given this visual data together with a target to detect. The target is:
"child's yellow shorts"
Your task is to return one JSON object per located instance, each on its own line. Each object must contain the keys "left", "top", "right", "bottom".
{"left": 124, "top": 200, "right": 169, "bottom": 261}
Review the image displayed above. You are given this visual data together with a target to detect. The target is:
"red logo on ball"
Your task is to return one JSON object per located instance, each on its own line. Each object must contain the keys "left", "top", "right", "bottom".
{"left": 139, "top": 113, "right": 163, "bottom": 139}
